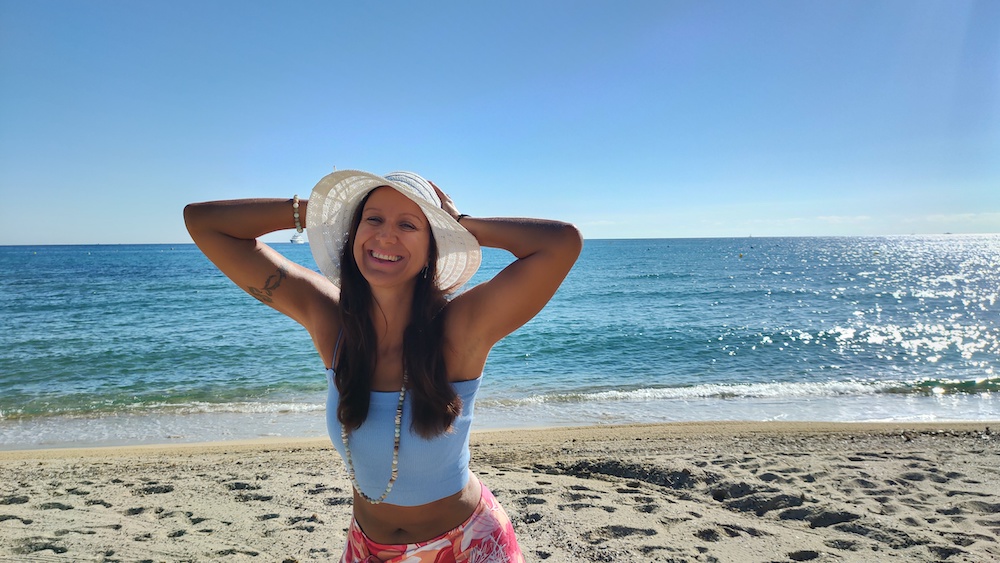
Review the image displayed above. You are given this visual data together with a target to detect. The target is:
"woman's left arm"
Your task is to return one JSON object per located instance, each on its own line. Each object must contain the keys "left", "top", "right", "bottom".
{"left": 449, "top": 212, "right": 583, "bottom": 349}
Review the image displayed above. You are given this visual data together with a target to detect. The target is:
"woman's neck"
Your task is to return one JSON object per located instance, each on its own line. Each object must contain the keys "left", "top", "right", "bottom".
{"left": 369, "top": 285, "right": 414, "bottom": 343}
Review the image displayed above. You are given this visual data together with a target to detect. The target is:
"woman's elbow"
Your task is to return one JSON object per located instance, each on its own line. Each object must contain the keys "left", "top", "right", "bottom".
{"left": 183, "top": 202, "right": 212, "bottom": 237}
{"left": 547, "top": 221, "right": 583, "bottom": 264}
{"left": 559, "top": 222, "right": 584, "bottom": 258}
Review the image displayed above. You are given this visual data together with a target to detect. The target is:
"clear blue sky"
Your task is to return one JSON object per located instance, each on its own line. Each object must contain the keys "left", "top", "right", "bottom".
{"left": 1, "top": 0, "right": 997, "bottom": 244}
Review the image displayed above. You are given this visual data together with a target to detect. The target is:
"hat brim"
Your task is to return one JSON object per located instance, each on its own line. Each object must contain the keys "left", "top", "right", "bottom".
{"left": 305, "top": 170, "right": 481, "bottom": 293}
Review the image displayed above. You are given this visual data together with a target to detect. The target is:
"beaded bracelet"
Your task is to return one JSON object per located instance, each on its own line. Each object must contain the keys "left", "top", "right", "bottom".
{"left": 292, "top": 195, "right": 303, "bottom": 233}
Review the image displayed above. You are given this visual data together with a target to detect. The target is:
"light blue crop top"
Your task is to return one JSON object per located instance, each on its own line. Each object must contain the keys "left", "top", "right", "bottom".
{"left": 326, "top": 368, "right": 481, "bottom": 506}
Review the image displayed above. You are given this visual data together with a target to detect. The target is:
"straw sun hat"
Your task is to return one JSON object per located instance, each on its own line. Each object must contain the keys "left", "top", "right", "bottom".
{"left": 306, "top": 169, "right": 482, "bottom": 293}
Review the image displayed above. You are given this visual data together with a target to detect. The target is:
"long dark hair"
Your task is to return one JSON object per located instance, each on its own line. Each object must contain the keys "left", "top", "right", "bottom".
{"left": 335, "top": 190, "right": 463, "bottom": 438}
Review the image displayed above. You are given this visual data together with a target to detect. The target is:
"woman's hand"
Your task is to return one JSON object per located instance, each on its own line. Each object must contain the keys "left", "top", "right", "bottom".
{"left": 430, "top": 181, "right": 462, "bottom": 222}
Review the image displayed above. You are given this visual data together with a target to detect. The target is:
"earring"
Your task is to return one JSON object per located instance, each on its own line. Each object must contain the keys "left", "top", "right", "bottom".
{"left": 421, "top": 266, "right": 429, "bottom": 279}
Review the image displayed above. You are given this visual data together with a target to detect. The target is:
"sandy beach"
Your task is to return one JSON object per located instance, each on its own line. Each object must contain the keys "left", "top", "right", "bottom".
{"left": 1, "top": 422, "right": 997, "bottom": 562}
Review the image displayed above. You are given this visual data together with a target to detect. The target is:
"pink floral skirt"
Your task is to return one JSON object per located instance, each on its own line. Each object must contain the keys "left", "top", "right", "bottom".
{"left": 340, "top": 484, "right": 525, "bottom": 563}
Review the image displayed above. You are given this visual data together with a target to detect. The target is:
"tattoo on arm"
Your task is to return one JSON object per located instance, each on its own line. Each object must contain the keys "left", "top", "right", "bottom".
{"left": 247, "top": 265, "right": 288, "bottom": 304}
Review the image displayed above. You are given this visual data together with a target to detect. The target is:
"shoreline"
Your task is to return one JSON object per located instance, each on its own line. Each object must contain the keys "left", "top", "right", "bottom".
{"left": 3, "top": 389, "right": 997, "bottom": 452}
{"left": 1, "top": 419, "right": 996, "bottom": 457}
{"left": 2, "top": 421, "right": 998, "bottom": 562}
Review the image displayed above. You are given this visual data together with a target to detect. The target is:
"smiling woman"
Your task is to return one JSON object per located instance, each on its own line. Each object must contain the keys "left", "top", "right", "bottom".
{"left": 353, "top": 188, "right": 432, "bottom": 291}
{"left": 183, "top": 169, "right": 582, "bottom": 562}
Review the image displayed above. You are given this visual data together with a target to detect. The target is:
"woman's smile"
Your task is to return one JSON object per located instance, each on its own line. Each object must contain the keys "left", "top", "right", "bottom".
{"left": 370, "top": 249, "right": 402, "bottom": 263}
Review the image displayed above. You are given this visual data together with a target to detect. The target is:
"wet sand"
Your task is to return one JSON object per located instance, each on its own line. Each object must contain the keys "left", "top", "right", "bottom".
{"left": 1, "top": 422, "right": 998, "bottom": 562}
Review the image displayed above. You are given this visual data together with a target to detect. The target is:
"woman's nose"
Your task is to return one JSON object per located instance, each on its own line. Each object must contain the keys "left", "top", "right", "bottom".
{"left": 375, "top": 226, "right": 397, "bottom": 242}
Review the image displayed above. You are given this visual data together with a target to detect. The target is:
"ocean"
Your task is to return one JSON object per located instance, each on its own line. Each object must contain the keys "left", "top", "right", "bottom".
{"left": 2, "top": 235, "right": 998, "bottom": 450}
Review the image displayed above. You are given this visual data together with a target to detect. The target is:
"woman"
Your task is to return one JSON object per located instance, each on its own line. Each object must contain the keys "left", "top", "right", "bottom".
{"left": 184, "top": 169, "right": 582, "bottom": 562}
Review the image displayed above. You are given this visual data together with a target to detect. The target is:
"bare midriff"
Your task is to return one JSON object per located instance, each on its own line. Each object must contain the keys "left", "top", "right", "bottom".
{"left": 351, "top": 472, "right": 482, "bottom": 545}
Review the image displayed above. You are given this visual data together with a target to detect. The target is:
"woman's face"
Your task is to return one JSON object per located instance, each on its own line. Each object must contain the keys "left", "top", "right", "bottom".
{"left": 352, "top": 186, "right": 431, "bottom": 290}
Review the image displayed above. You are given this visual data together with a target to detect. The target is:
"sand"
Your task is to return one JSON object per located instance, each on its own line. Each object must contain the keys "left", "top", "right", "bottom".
{"left": 0, "top": 422, "right": 997, "bottom": 562}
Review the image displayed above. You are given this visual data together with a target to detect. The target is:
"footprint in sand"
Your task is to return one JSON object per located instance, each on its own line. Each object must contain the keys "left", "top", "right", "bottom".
{"left": 0, "top": 514, "right": 33, "bottom": 525}
{"left": 288, "top": 515, "right": 324, "bottom": 526}
{"left": 633, "top": 501, "right": 658, "bottom": 514}
{"left": 778, "top": 506, "right": 860, "bottom": 528}
{"left": 15, "top": 538, "right": 68, "bottom": 555}
{"left": 217, "top": 548, "right": 260, "bottom": 557}
{"left": 288, "top": 515, "right": 323, "bottom": 532}
{"left": 694, "top": 528, "right": 721, "bottom": 542}
{"left": 558, "top": 502, "right": 616, "bottom": 513}
{"left": 832, "top": 521, "right": 922, "bottom": 550}
{"left": 928, "top": 545, "right": 966, "bottom": 559}
{"left": 940, "top": 531, "right": 996, "bottom": 547}
{"left": 849, "top": 477, "right": 878, "bottom": 489}
{"left": 694, "top": 524, "right": 768, "bottom": 543}
{"left": 824, "top": 538, "right": 860, "bottom": 551}
{"left": 235, "top": 493, "right": 273, "bottom": 502}
{"left": 721, "top": 491, "right": 804, "bottom": 517}
{"left": 257, "top": 513, "right": 281, "bottom": 521}
{"left": 758, "top": 471, "right": 794, "bottom": 485}
{"left": 156, "top": 510, "right": 193, "bottom": 522}
{"left": 134, "top": 484, "right": 174, "bottom": 495}
{"left": 225, "top": 481, "right": 261, "bottom": 491}
{"left": 612, "top": 481, "right": 660, "bottom": 513}
{"left": 583, "top": 525, "right": 657, "bottom": 545}
{"left": 709, "top": 480, "right": 757, "bottom": 502}
{"left": 522, "top": 512, "right": 543, "bottom": 524}
{"left": 563, "top": 491, "right": 601, "bottom": 502}
{"left": 305, "top": 484, "right": 343, "bottom": 495}
{"left": 519, "top": 496, "right": 547, "bottom": 506}
{"left": 963, "top": 500, "right": 1000, "bottom": 513}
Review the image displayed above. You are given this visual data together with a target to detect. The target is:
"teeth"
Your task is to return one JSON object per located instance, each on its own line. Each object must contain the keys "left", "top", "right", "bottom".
{"left": 372, "top": 250, "right": 401, "bottom": 262}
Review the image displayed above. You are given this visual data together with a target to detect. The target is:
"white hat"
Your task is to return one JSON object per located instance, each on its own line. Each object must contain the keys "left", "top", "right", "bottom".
{"left": 306, "top": 169, "right": 481, "bottom": 293}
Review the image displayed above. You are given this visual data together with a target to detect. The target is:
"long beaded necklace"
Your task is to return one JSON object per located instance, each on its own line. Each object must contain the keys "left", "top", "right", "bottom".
{"left": 340, "top": 373, "right": 407, "bottom": 505}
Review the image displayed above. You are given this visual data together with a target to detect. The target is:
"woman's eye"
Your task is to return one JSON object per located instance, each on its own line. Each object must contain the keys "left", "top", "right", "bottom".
{"left": 365, "top": 216, "right": 382, "bottom": 225}
{"left": 400, "top": 222, "right": 416, "bottom": 231}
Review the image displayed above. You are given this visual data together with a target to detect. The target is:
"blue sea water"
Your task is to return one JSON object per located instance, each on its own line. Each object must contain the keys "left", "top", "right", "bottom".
{"left": 1, "top": 235, "right": 998, "bottom": 449}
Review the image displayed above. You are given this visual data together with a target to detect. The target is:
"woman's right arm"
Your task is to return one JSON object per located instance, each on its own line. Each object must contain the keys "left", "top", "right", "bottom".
{"left": 183, "top": 198, "right": 338, "bottom": 331}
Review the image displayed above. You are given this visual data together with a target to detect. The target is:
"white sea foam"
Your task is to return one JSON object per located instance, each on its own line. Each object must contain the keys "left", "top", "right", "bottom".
{"left": 478, "top": 379, "right": 909, "bottom": 408}
{"left": 2, "top": 384, "right": 996, "bottom": 450}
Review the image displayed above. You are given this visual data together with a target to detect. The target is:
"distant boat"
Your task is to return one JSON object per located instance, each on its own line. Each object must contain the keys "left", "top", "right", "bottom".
{"left": 290, "top": 232, "right": 306, "bottom": 244}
